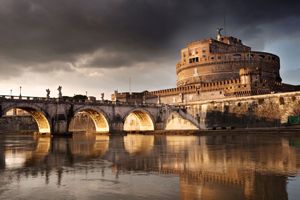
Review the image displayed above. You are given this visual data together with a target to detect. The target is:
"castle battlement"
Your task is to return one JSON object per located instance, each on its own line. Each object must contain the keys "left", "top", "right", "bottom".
{"left": 112, "top": 31, "right": 299, "bottom": 105}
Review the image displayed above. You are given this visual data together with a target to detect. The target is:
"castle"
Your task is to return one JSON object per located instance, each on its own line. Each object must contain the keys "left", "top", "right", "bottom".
{"left": 112, "top": 30, "right": 300, "bottom": 105}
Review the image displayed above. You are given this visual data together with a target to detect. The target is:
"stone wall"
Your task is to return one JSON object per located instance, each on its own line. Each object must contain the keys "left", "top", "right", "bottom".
{"left": 0, "top": 116, "right": 37, "bottom": 132}
{"left": 184, "top": 91, "right": 300, "bottom": 129}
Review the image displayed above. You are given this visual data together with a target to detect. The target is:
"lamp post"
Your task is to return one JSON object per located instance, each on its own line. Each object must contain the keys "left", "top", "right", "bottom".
{"left": 19, "top": 86, "right": 22, "bottom": 99}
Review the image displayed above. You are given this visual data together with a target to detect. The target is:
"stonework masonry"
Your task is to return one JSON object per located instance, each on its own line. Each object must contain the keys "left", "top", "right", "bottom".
{"left": 112, "top": 32, "right": 300, "bottom": 129}
{"left": 0, "top": 116, "right": 37, "bottom": 132}
{"left": 186, "top": 91, "right": 300, "bottom": 129}
{"left": 0, "top": 97, "right": 202, "bottom": 134}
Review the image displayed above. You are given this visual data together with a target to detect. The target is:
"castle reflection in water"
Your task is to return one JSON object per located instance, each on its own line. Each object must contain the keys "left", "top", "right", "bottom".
{"left": 1, "top": 133, "right": 300, "bottom": 200}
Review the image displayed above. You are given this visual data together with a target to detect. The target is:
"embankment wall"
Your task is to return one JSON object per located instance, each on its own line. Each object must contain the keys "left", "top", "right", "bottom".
{"left": 185, "top": 91, "right": 300, "bottom": 129}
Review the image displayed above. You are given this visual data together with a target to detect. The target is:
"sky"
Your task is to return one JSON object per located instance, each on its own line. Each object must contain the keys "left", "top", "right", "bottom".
{"left": 0, "top": 0, "right": 299, "bottom": 99}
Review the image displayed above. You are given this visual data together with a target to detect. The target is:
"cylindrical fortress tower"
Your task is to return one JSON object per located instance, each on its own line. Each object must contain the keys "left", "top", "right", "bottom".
{"left": 176, "top": 35, "right": 281, "bottom": 87}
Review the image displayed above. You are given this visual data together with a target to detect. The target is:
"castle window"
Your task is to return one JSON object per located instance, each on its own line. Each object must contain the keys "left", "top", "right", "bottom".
{"left": 279, "top": 97, "right": 285, "bottom": 105}
{"left": 233, "top": 54, "right": 241, "bottom": 59}
{"left": 258, "top": 99, "right": 264, "bottom": 104}
{"left": 189, "top": 57, "right": 199, "bottom": 63}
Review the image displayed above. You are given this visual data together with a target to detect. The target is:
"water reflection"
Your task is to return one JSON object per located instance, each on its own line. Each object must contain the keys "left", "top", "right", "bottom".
{"left": 0, "top": 132, "right": 300, "bottom": 199}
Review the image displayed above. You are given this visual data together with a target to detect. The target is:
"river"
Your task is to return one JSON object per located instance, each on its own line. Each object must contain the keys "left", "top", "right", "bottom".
{"left": 0, "top": 132, "right": 300, "bottom": 200}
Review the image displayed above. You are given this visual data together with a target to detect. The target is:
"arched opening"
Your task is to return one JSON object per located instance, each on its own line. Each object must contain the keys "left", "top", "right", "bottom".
{"left": 165, "top": 112, "right": 198, "bottom": 130}
{"left": 124, "top": 110, "right": 154, "bottom": 131}
{"left": 2, "top": 107, "right": 51, "bottom": 134}
{"left": 69, "top": 109, "right": 109, "bottom": 133}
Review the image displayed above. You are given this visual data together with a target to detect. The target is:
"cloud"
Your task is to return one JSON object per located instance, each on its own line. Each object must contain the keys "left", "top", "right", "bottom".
{"left": 0, "top": 0, "right": 299, "bottom": 91}
{"left": 281, "top": 68, "right": 300, "bottom": 85}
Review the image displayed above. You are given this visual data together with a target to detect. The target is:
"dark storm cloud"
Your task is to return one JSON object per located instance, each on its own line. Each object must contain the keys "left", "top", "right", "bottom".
{"left": 0, "top": 0, "right": 300, "bottom": 76}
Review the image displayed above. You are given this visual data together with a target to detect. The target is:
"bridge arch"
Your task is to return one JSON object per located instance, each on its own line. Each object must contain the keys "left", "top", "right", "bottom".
{"left": 69, "top": 107, "right": 110, "bottom": 133}
{"left": 165, "top": 111, "right": 198, "bottom": 130}
{"left": 123, "top": 109, "right": 155, "bottom": 131}
{"left": 2, "top": 105, "right": 51, "bottom": 134}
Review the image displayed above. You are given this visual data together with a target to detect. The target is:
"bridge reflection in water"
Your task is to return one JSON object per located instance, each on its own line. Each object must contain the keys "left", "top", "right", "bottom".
{"left": 0, "top": 133, "right": 300, "bottom": 199}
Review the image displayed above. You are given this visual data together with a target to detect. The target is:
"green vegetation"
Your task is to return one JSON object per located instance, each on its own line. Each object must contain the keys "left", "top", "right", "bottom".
{"left": 288, "top": 116, "right": 300, "bottom": 125}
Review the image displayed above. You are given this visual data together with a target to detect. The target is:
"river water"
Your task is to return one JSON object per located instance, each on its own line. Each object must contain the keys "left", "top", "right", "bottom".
{"left": 0, "top": 132, "right": 300, "bottom": 200}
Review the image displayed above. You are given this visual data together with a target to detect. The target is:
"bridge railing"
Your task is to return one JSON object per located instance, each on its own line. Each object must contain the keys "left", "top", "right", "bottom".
{"left": 0, "top": 95, "right": 49, "bottom": 101}
{"left": 0, "top": 95, "right": 164, "bottom": 107}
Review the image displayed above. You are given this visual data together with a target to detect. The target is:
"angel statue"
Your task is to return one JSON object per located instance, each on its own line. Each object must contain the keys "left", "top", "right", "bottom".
{"left": 57, "top": 86, "right": 62, "bottom": 98}
{"left": 46, "top": 89, "right": 50, "bottom": 99}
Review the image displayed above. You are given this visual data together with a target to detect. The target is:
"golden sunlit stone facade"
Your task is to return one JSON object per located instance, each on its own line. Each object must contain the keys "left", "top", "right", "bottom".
{"left": 176, "top": 35, "right": 281, "bottom": 86}
{"left": 112, "top": 31, "right": 300, "bottom": 104}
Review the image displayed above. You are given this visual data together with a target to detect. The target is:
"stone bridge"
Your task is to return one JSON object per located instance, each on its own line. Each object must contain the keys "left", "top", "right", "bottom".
{"left": 0, "top": 95, "right": 199, "bottom": 134}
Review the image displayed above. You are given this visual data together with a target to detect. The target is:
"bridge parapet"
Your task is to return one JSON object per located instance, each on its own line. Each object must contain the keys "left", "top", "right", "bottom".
{"left": 0, "top": 95, "right": 162, "bottom": 108}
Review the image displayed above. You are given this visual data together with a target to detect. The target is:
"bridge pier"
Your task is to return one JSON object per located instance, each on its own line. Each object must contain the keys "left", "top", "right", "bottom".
{"left": 110, "top": 122, "right": 125, "bottom": 133}
{"left": 52, "top": 119, "right": 69, "bottom": 134}
{"left": 155, "top": 123, "right": 165, "bottom": 130}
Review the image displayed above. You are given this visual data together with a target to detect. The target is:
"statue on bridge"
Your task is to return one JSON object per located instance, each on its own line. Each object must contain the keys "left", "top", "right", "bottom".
{"left": 57, "top": 86, "right": 62, "bottom": 99}
{"left": 46, "top": 89, "right": 50, "bottom": 99}
{"left": 101, "top": 93, "right": 104, "bottom": 101}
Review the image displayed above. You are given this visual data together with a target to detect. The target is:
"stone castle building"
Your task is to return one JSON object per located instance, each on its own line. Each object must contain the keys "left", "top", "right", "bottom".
{"left": 112, "top": 31, "right": 300, "bottom": 105}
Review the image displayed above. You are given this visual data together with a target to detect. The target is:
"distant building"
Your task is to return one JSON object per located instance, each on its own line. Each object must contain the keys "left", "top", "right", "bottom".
{"left": 111, "top": 90, "right": 148, "bottom": 104}
{"left": 112, "top": 31, "right": 300, "bottom": 104}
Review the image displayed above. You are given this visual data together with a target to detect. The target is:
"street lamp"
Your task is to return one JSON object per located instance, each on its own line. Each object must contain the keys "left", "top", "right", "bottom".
{"left": 19, "top": 86, "right": 22, "bottom": 99}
